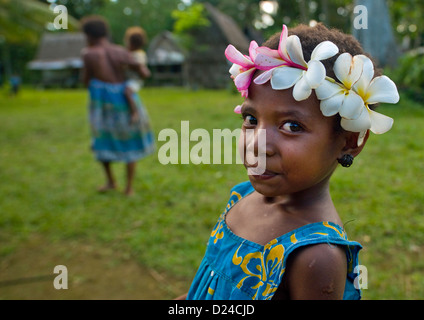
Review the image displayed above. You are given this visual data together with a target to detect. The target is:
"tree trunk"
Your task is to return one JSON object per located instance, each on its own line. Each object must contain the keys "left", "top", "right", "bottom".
{"left": 352, "top": 0, "right": 399, "bottom": 68}
{"left": 320, "top": 0, "right": 329, "bottom": 26}
{"left": 298, "top": 0, "right": 308, "bottom": 24}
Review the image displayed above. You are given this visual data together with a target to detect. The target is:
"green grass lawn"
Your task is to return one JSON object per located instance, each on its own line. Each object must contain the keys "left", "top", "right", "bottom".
{"left": 0, "top": 87, "right": 423, "bottom": 299}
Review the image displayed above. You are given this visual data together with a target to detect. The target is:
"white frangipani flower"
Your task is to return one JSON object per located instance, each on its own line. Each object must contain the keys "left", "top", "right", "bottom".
{"left": 317, "top": 54, "right": 400, "bottom": 146}
{"left": 342, "top": 55, "right": 400, "bottom": 145}
{"left": 315, "top": 53, "right": 365, "bottom": 120}
{"left": 225, "top": 24, "right": 400, "bottom": 144}
{"left": 269, "top": 36, "right": 339, "bottom": 101}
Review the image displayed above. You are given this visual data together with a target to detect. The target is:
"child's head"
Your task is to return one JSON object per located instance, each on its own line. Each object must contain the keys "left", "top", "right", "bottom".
{"left": 81, "top": 15, "right": 110, "bottom": 40}
{"left": 239, "top": 79, "right": 352, "bottom": 198}
{"left": 124, "top": 27, "right": 147, "bottom": 51}
{"left": 263, "top": 23, "right": 380, "bottom": 85}
{"left": 226, "top": 23, "right": 399, "bottom": 196}
{"left": 263, "top": 24, "right": 380, "bottom": 135}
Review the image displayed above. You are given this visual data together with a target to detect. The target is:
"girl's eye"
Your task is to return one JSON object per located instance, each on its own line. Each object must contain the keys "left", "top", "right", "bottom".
{"left": 282, "top": 121, "right": 303, "bottom": 133}
{"left": 243, "top": 115, "right": 257, "bottom": 125}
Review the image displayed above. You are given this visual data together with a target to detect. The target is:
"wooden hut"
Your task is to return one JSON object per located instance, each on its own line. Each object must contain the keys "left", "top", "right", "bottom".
{"left": 146, "top": 3, "right": 250, "bottom": 89}
{"left": 146, "top": 31, "right": 187, "bottom": 86}
{"left": 28, "top": 32, "right": 86, "bottom": 88}
{"left": 185, "top": 2, "right": 250, "bottom": 89}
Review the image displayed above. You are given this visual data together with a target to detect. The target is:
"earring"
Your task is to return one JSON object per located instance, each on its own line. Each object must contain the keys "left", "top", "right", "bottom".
{"left": 338, "top": 154, "right": 354, "bottom": 167}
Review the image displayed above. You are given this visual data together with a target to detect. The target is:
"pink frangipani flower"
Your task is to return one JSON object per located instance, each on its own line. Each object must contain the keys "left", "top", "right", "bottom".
{"left": 253, "top": 24, "right": 338, "bottom": 102}
{"left": 224, "top": 24, "right": 400, "bottom": 140}
{"left": 253, "top": 25, "right": 297, "bottom": 85}
{"left": 225, "top": 41, "right": 259, "bottom": 98}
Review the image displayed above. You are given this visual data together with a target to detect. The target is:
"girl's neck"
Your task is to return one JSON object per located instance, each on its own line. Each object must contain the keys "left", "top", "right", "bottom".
{"left": 128, "top": 45, "right": 143, "bottom": 52}
{"left": 262, "top": 178, "right": 336, "bottom": 220}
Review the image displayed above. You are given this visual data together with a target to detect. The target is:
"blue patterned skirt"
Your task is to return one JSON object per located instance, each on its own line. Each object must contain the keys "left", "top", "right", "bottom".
{"left": 88, "top": 79, "right": 155, "bottom": 163}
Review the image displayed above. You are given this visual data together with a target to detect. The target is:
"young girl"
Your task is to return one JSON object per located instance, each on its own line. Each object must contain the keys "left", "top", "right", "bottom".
{"left": 124, "top": 26, "right": 149, "bottom": 125}
{"left": 81, "top": 16, "right": 155, "bottom": 196}
{"left": 183, "top": 24, "right": 399, "bottom": 300}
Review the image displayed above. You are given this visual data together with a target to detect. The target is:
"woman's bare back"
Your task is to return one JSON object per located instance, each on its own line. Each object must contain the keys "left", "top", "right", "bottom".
{"left": 82, "top": 42, "right": 138, "bottom": 84}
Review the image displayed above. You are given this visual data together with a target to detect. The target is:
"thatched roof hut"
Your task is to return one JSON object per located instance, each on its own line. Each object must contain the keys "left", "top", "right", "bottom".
{"left": 146, "top": 3, "right": 250, "bottom": 89}
{"left": 185, "top": 2, "right": 250, "bottom": 89}
{"left": 28, "top": 32, "right": 85, "bottom": 87}
{"left": 205, "top": 2, "right": 250, "bottom": 53}
{"left": 147, "top": 31, "right": 187, "bottom": 86}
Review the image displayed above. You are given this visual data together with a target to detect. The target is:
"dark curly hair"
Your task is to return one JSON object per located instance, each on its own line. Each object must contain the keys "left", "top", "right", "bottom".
{"left": 263, "top": 23, "right": 381, "bottom": 80}
{"left": 262, "top": 23, "right": 381, "bottom": 133}
{"left": 124, "top": 27, "right": 148, "bottom": 50}
{"left": 81, "top": 15, "right": 110, "bottom": 39}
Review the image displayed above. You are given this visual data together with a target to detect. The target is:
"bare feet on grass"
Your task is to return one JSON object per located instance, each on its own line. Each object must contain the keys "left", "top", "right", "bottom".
{"left": 124, "top": 186, "right": 134, "bottom": 196}
{"left": 97, "top": 183, "right": 117, "bottom": 193}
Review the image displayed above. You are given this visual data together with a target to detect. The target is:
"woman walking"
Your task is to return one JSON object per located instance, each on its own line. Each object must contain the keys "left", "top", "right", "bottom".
{"left": 81, "top": 16, "right": 155, "bottom": 196}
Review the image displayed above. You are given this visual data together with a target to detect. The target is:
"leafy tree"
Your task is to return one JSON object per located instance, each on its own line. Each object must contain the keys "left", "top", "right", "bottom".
{"left": 172, "top": 3, "right": 210, "bottom": 35}
{"left": 97, "top": 0, "right": 181, "bottom": 45}
{"left": 0, "top": 0, "right": 78, "bottom": 45}
{"left": 172, "top": 3, "right": 211, "bottom": 49}
{"left": 388, "top": 0, "right": 424, "bottom": 50}
{"left": 192, "top": 0, "right": 354, "bottom": 39}
{"left": 45, "top": 0, "right": 108, "bottom": 20}
{"left": 0, "top": 0, "right": 78, "bottom": 81}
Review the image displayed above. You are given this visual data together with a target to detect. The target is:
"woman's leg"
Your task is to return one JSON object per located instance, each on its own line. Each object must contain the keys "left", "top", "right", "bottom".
{"left": 98, "top": 161, "right": 117, "bottom": 192}
{"left": 125, "top": 161, "right": 136, "bottom": 196}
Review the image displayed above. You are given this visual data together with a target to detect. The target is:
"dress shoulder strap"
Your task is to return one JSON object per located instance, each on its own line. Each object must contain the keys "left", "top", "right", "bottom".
{"left": 224, "top": 181, "right": 255, "bottom": 214}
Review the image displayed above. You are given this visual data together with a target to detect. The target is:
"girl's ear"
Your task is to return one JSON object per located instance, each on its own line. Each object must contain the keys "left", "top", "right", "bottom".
{"left": 340, "top": 130, "right": 370, "bottom": 158}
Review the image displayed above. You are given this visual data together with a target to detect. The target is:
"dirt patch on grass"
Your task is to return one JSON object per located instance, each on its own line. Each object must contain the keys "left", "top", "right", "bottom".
{"left": 0, "top": 235, "right": 189, "bottom": 300}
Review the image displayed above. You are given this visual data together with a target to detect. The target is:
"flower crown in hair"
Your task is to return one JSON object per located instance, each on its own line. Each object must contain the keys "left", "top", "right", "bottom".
{"left": 225, "top": 25, "right": 400, "bottom": 145}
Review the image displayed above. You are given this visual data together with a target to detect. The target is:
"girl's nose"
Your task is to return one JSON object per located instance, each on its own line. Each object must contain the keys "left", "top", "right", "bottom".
{"left": 255, "top": 126, "right": 276, "bottom": 158}
{"left": 245, "top": 127, "right": 276, "bottom": 162}
{"left": 264, "top": 128, "right": 277, "bottom": 157}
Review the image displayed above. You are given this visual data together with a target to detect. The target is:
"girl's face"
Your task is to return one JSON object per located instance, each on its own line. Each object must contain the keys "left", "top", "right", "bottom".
{"left": 239, "top": 81, "right": 347, "bottom": 199}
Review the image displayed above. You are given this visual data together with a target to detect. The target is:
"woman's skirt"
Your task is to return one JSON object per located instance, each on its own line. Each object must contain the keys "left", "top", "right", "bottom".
{"left": 88, "top": 79, "right": 155, "bottom": 163}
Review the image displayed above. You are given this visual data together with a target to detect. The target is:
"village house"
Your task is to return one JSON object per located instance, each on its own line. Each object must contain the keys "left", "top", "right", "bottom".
{"left": 147, "top": 3, "right": 251, "bottom": 89}
{"left": 147, "top": 31, "right": 187, "bottom": 87}
{"left": 185, "top": 2, "right": 250, "bottom": 89}
{"left": 28, "top": 3, "right": 252, "bottom": 90}
{"left": 28, "top": 32, "right": 86, "bottom": 88}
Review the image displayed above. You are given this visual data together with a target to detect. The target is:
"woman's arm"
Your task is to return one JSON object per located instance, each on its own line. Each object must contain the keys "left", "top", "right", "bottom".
{"left": 81, "top": 51, "right": 92, "bottom": 87}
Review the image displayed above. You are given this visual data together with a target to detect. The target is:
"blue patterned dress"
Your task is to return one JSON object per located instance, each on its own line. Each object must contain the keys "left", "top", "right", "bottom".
{"left": 88, "top": 79, "right": 155, "bottom": 163}
{"left": 187, "top": 181, "right": 363, "bottom": 300}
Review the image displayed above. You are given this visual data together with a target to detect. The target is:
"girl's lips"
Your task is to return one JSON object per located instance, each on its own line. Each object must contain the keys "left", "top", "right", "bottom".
{"left": 247, "top": 168, "right": 280, "bottom": 179}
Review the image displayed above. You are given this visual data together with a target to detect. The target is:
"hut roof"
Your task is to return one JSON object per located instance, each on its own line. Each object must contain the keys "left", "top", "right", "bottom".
{"left": 147, "top": 31, "right": 185, "bottom": 66}
{"left": 28, "top": 32, "right": 86, "bottom": 70}
{"left": 204, "top": 2, "right": 249, "bottom": 53}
